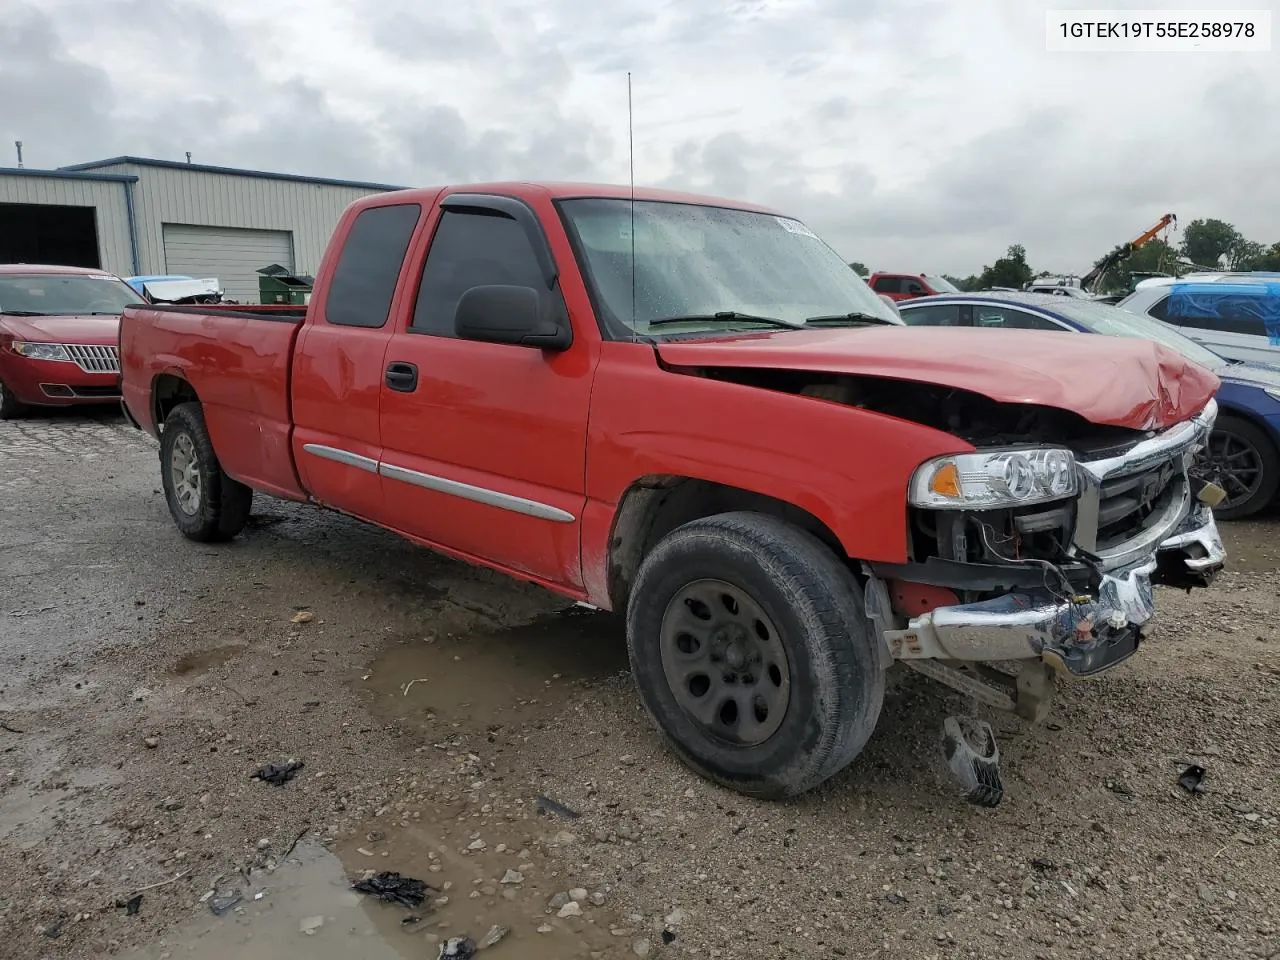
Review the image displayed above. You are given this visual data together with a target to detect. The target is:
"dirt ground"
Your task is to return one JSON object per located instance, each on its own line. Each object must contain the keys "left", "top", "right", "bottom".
{"left": 2, "top": 410, "right": 1278, "bottom": 960}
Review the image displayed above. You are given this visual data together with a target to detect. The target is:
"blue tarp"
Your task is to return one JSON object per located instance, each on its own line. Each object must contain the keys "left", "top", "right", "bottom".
{"left": 1166, "top": 281, "right": 1280, "bottom": 346}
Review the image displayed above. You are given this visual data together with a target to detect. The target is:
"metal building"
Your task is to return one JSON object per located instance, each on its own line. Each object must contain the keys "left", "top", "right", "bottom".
{"left": 0, "top": 157, "right": 404, "bottom": 302}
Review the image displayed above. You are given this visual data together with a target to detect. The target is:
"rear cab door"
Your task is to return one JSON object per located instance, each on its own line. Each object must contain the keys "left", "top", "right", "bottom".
{"left": 375, "top": 188, "right": 598, "bottom": 591}
{"left": 291, "top": 195, "right": 434, "bottom": 523}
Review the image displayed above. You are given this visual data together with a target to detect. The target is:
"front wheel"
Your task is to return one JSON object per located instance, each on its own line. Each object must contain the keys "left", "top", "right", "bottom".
{"left": 159, "top": 402, "right": 254, "bottom": 541}
{"left": 626, "top": 512, "right": 885, "bottom": 799}
{"left": 1206, "top": 415, "right": 1280, "bottom": 521}
{"left": 0, "top": 379, "right": 27, "bottom": 420}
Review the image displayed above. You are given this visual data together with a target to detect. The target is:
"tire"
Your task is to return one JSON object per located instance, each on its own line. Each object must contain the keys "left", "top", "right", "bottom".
{"left": 0, "top": 379, "right": 27, "bottom": 420}
{"left": 625, "top": 511, "right": 885, "bottom": 799}
{"left": 1207, "top": 414, "right": 1280, "bottom": 521}
{"left": 159, "top": 402, "right": 254, "bottom": 542}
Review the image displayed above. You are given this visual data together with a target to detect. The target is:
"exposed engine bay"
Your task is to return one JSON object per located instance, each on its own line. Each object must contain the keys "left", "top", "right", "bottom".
{"left": 691, "top": 365, "right": 1148, "bottom": 453}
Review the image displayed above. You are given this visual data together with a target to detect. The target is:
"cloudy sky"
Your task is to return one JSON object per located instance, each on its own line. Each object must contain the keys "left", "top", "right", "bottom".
{"left": 2, "top": 0, "right": 1276, "bottom": 275}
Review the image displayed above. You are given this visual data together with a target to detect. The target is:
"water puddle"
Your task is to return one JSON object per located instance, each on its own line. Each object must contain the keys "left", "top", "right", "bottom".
{"left": 125, "top": 834, "right": 624, "bottom": 960}
{"left": 123, "top": 842, "right": 414, "bottom": 960}
{"left": 362, "top": 608, "right": 628, "bottom": 729}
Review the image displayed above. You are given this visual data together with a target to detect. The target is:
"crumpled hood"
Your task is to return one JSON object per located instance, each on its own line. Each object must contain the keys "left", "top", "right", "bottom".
{"left": 0, "top": 313, "right": 121, "bottom": 344}
{"left": 656, "top": 326, "right": 1220, "bottom": 431}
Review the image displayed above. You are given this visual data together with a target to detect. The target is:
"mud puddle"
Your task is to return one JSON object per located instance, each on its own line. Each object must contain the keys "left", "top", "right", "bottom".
{"left": 123, "top": 842, "right": 413, "bottom": 960}
{"left": 361, "top": 609, "right": 628, "bottom": 733}
{"left": 124, "top": 828, "right": 625, "bottom": 960}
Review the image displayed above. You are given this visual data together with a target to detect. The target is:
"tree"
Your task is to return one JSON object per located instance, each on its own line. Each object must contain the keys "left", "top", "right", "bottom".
{"left": 1093, "top": 238, "right": 1180, "bottom": 293}
{"left": 848, "top": 261, "right": 869, "bottom": 276}
{"left": 1239, "top": 242, "right": 1280, "bottom": 271}
{"left": 976, "top": 244, "right": 1035, "bottom": 290}
{"left": 1180, "top": 218, "right": 1243, "bottom": 269}
{"left": 1228, "top": 239, "right": 1265, "bottom": 270}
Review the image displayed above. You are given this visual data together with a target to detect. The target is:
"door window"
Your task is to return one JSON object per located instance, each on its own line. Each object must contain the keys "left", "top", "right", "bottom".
{"left": 903, "top": 278, "right": 927, "bottom": 295}
{"left": 899, "top": 303, "right": 962, "bottom": 326}
{"left": 971, "top": 306, "right": 1064, "bottom": 331}
{"left": 1166, "top": 291, "right": 1272, "bottom": 338}
{"left": 410, "top": 209, "right": 555, "bottom": 337}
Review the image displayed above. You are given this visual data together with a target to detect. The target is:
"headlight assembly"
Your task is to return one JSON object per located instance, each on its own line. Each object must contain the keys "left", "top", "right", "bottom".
{"left": 11, "top": 341, "right": 70, "bottom": 361}
{"left": 910, "top": 448, "right": 1079, "bottom": 509}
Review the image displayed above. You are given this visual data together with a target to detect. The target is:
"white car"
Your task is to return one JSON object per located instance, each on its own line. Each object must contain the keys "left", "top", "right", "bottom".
{"left": 1116, "top": 275, "right": 1280, "bottom": 365}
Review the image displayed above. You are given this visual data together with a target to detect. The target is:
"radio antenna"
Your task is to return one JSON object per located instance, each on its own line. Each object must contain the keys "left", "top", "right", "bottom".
{"left": 627, "top": 71, "right": 637, "bottom": 341}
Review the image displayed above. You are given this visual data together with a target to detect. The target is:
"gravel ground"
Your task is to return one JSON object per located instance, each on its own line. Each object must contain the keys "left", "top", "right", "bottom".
{"left": 1, "top": 410, "right": 1278, "bottom": 960}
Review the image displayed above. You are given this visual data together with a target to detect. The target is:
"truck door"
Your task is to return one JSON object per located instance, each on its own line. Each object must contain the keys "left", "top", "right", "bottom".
{"left": 376, "top": 195, "right": 593, "bottom": 590}
{"left": 291, "top": 201, "right": 424, "bottom": 522}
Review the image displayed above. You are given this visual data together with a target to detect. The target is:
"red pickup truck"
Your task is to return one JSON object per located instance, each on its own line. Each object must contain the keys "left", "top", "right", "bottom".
{"left": 119, "top": 182, "right": 1226, "bottom": 804}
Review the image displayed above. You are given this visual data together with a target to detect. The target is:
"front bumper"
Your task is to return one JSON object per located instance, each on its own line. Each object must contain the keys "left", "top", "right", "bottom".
{"left": 881, "top": 502, "right": 1225, "bottom": 679}
{"left": 1, "top": 354, "right": 121, "bottom": 406}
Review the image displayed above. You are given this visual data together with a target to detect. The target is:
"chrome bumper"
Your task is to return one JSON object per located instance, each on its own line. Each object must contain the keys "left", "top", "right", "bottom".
{"left": 882, "top": 502, "right": 1225, "bottom": 677}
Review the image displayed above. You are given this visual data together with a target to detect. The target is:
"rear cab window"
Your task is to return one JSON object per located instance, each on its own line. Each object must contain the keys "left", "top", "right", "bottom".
{"left": 324, "top": 203, "right": 422, "bottom": 328}
{"left": 871, "top": 275, "right": 902, "bottom": 293}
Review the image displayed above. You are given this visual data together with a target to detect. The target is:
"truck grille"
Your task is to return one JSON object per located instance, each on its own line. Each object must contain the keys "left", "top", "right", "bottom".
{"left": 1094, "top": 457, "right": 1181, "bottom": 550}
{"left": 64, "top": 344, "right": 120, "bottom": 374}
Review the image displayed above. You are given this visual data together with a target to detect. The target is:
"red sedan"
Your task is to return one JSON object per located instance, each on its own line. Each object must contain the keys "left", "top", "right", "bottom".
{"left": 0, "top": 264, "right": 143, "bottom": 419}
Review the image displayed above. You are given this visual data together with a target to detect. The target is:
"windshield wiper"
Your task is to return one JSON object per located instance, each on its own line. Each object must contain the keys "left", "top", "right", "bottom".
{"left": 647, "top": 311, "right": 799, "bottom": 329}
{"left": 803, "top": 312, "right": 897, "bottom": 327}
{"left": 0, "top": 310, "right": 50, "bottom": 317}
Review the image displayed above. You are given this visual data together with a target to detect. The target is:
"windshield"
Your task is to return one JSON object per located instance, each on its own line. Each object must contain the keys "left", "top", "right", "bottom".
{"left": 923, "top": 274, "right": 960, "bottom": 293}
{"left": 558, "top": 198, "right": 900, "bottom": 336}
{"left": 0, "top": 274, "right": 143, "bottom": 316}
{"left": 1047, "top": 297, "right": 1227, "bottom": 370}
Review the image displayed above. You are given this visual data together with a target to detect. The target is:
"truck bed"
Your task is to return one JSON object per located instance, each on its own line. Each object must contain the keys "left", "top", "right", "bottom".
{"left": 119, "top": 303, "right": 308, "bottom": 501}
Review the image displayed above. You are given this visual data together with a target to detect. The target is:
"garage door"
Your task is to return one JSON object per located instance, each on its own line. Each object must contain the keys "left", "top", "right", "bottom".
{"left": 162, "top": 224, "right": 295, "bottom": 304}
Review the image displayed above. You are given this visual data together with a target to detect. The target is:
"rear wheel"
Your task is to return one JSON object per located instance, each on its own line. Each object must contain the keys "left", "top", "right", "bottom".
{"left": 1206, "top": 415, "right": 1280, "bottom": 520}
{"left": 626, "top": 512, "right": 885, "bottom": 799}
{"left": 0, "top": 379, "right": 27, "bottom": 420}
{"left": 159, "top": 402, "right": 253, "bottom": 541}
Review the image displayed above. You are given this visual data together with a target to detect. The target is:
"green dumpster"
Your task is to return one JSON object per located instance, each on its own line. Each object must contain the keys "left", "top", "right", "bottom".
{"left": 256, "top": 264, "right": 314, "bottom": 305}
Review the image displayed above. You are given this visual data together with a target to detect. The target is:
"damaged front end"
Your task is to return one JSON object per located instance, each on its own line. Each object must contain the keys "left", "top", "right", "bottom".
{"left": 865, "top": 397, "right": 1225, "bottom": 725}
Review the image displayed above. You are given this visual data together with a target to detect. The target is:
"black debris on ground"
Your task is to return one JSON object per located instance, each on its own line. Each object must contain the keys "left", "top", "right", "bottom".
{"left": 115, "top": 894, "right": 143, "bottom": 916}
{"left": 438, "top": 936, "right": 477, "bottom": 959}
{"left": 535, "top": 795, "right": 581, "bottom": 819}
{"left": 249, "top": 760, "right": 304, "bottom": 786}
{"left": 1179, "top": 764, "right": 1207, "bottom": 794}
{"left": 352, "top": 871, "right": 432, "bottom": 909}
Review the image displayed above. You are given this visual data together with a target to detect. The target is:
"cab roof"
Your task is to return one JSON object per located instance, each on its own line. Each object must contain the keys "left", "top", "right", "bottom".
{"left": 363, "top": 181, "right": 785, "bottom": 215}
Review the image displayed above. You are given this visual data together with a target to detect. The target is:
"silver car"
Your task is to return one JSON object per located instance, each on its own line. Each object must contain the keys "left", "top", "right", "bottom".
{"left": 1116, "top": 275, "right": 1280, "bottom": 365}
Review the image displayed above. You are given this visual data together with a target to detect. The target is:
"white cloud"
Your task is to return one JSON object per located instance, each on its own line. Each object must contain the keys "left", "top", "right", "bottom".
{"left": 2, "top": 0, "right": 1276, "bottom": 275}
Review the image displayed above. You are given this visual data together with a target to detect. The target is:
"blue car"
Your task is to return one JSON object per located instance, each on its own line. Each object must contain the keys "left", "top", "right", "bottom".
{"left": 897, "top": 291, "right": 1280, "bottom": 520}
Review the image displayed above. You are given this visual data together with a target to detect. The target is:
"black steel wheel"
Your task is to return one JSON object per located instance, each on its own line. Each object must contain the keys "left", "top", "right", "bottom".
{"left": 660, "top": 578, "right": 792, "bottom": 747}
{"left": 626, "top": 511, "right": 885, "bottom": 799}
{"left": 1205, "top": 415, "right": 1280, "bottom": 520}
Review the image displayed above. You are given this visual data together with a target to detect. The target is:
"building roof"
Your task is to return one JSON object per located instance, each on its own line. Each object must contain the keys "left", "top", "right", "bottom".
{"left": 0, "top": 263, "right": 124, "bottom": 276}
{"left": 0, "top": 166, "right": 138, "bottom": 183}
{"left": 58, "top": 156, "right": 406, "bottom": 191}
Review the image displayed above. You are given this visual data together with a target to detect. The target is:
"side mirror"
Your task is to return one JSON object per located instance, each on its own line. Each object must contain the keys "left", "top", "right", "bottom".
{"left": 454, "top": 284, "right": 572, "bottom": 351}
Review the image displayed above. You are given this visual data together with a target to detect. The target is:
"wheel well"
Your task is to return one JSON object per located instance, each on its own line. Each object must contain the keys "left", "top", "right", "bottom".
{"left": 1216, "top": 407, "right": 1280, "bottom": 451}
{"left": 606, "top": 476, "right": 848, "bottom": 611}
{"left": 153, "top": 374, "right": 199, "bottom": 429}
